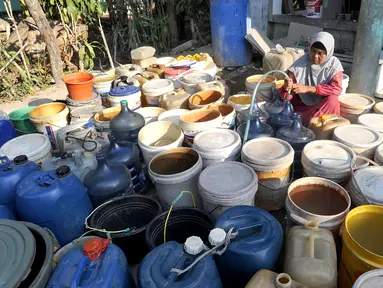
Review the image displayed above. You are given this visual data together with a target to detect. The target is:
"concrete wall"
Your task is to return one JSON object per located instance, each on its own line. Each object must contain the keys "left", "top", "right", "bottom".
{"left": 249, "top": 0, "right": 269, "bottom": 33}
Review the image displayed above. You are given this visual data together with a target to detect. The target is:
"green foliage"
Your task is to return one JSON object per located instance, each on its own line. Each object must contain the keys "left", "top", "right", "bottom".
{"left": 79, "top": 40, "right": 98, "bottom": 70}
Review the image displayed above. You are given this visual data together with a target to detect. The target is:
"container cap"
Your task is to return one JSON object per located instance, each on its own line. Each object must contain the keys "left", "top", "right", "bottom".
{"left": 209, "top": 228, "right": 226, "bottom": 246}
{"left": 242, "top": 138, "right": 294, "bottom": 167}
{"left": 109, "top": 85, "right": 139, "bottom": 96}
{"left": 180, "top": 72, "right": 213, "bottom": 85}
{"left": 56, "top": 165, "right": 71, "bottom": 178}
{"left": 184, "top": 236, "right": 204, "bottom": 255}
{"left": 333, "top": 125, "right": 382, "bottom": 148}
{"left": 353, "top": 269, "right": 383, "bottom": 288}
{"left": 0, "top": 134, "right": 51, "bottom": 162}
{"left": 357, "top": 114, "right": 383, "bottom": 133}
{"left": 0, "top": 220, "right": 36, "bottom": 287}
{"left": 83, "top": 238, "right": 111, "bottom": 260}
{"left": 193, "top": 129, "right": 241, "bottom": 156}
{"left": 353, "top": 167, "right": 383, "bottom": 204}
{"left": 198, "top": 162, "right": 258, "bottom": 205}
{"left": 339, "top": 94, "right": 375, "bottom": 110}
{"left": 14, "top": 155, "right": 28, "bottom": 165}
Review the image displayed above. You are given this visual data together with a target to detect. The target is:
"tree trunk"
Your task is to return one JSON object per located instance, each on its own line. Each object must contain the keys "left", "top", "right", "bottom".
{"left": 23, "top": 0, "right": 63, "bottom": 84}
{"left": 167, "top": 0, "right": 179, "bottom": 47}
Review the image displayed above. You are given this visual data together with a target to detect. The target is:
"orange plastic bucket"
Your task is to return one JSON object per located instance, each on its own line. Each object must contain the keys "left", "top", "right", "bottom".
{"left": 63, "top": 72, "right": 95, "bottom": 101}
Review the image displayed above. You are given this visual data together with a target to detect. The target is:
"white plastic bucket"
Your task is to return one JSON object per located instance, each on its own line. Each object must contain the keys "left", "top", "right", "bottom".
{"left": 342, "top": 74, "right": 349, "bottom": 95}
{"left": 241, "top": 137, "right": 294, "bottom": 211}
{"left": 357, "top": 113, "right": 383, "bottom": 135}
{"left": 198, "top": 161, "right": 258, "bottom": 220}
{"left": 142, "top": 79, "right": 174, "bottom": 107}
{"left": 158, "top": 109, "right": 190, "bottom": 125}
{"left": 179, "top": 109, "right": 223, "bottom": 146}
{"left": 228, "top": 94, "right": 253, "bottom": 112}
{"left": 93, "top": 73, "right": 116, "bottom": 94}
{"left": 149, "top": 148, "right": 203, "bottom": 209}
{"left": 374, "top": 102, "right": 383, "bottom": 114}
{"left": 353, "top": 270, "right": 383, "bottom": 288}
{"left": 108, "top": 88, "right": 142, "bottom": 110}
{"left": 333, "top": 124, "right": 383, "bottom": 159}
{"left": 179, "top": 72, "right": 215, "bottom": 95}
{"left": 70, "top": 105, "right": 103, "bottom": 124}
{"left": 189, "top": 90, "right": 224, "bottom": 110}
{"left": 205, "top": 103, "right": 236, "bottom": 129}
{"left": 286, "top": 177, "right": 351, "bottom": 234}
{"left": 193, "top": 129, "right": 241, "bottom": 168}
{"left": 93, "top": 106, "right": 121, "bottom": 133}
{"left": 339, "top": 94, "right": 375, "bottom": 123}
{"left": 245, "top": 75, "right": 277, "bottom": 102}
{"left": 115, "top": 64, "right": 143, "bottom": 77}
{"left": 374, "top": 144, "right": 383, "bottom": 165}
{"left": 138, "top": 121, "right": 184, "bottom": 166}
{"left": 305, "top": 0, "right": 323, "bottom": 18}
{"left": 0, "top": 134, "right": 52, "bottom": 165}
{"left": 136, "top": 107, "right": 166, "bottom": 125}
{"left": 302, "top": 140, "right": 355, "bottom": 185}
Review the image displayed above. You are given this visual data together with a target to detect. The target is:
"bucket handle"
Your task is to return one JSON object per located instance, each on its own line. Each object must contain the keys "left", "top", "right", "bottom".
{"left": 163, "top": 191, "right": 196, "bottom": 244}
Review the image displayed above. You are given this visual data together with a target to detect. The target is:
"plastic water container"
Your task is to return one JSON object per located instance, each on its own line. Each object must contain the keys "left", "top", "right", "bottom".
{"left": 133, "top": 57, "right": 157, "bottom": 69}
{"left": 198, "top": 162, "right": 258, "bottom": 220}
{"left": 245, "top": 270, "right": 306, "bottom": 288}
{"left": 193, "top": 129, "right": 242, "bottom": 168}
{"left": 206, "top": 103, "right": 236, "bottom": 129}
{"left": 149, "top": 148, "right": 203, "bottom": 209}
{"left": 159, "top": 88, "right": 191, "bottom": 110}
{"left": 42, "top": 151, "right": 97, "bottom": 182}
{"left": 142, "top": 79, "right": 175, "bottom": 107}
{"left": 147, "top": 64, "right": 167, "bottom": 78}
{"left": 236, "top": 100, "right": 270, "bottom": 127}
{"left": 138, "top": 239, "right": 222, "bottom": 288}
{"left": 308, "top": 115, "right": 351, "bottom": 140}
{"left": 353, "top": 269, "right": 383, "bottom": 288}
{"left": 106, "top": 134, "right": 147, "bottom": 194}
{"left": 237, "top": 111, "right": 274, "bottom": 142}
{"left": 0, "top": 155, "right": 40, "bottom": 215}
{"left": 339, "top": 94, "right": 375, "bottom": 123}
{"left": 215, "top": 206, "right": 283, "bottom": 287}
{"left": 165, "top": 67, "right": 190, "bottom": 89}
{"left": 284, "top": 223, "right": 337, "bottom": 288}
{"left": 286, "top": 177, "right": 351, "bottom": 234}
{"left": 269, "top": 100, "right": 294, "bottom": 132}
{"left": 133, "top": 71, "right": 160, "bottom": 87}
{"left": 84, "top": 151, "right": 133, "bottom": 207}
{"left": 242, "top": 138, "right": 294, "bottom": 211}
{"left": 115, "top": 64, "right": 143, "bottom": 78}
{"left": 47, "top": 238, "right": 136, "bottom": 288}
{"left": 357, "top": 113, "right": 383, "bottom": 135}
{"left": 333, "top": 124, "right": 383, "bottom": 159}
{"left": 302, "top": 140, "right": 355, "bottom": 185}
{"left": 16, "top": 166, "right": 93, "bottom": 246}
{"left": 0, "top": 111, "right": 16, "bottom": 147}
{"left": 131, "top": 46, "right": 156, "bottom": 60}
{"left": 246, "top": 75, "right": 277, "bottom": 102}
{"left": 0, "top": 134, "right": 52, "bottom": 165}
{"left": 108, "top": 86, "right": 142, "bottom": 110}
{"left": 138, "top": 121, "right": 184, "bottom": 166}
{"left": 136, "top": 107, "right": 166, "bottom": 125}
{"left": 350, "top": 166, "right": 383, "bottom": 206}
{"left": 196, "top": 80, "right": 227, "bottom": 100}
{"left": 93, "top": 106, "right": 121, "bottom": 133}
{"left": 0, "top": 205, "right": 16, "bottom": 220}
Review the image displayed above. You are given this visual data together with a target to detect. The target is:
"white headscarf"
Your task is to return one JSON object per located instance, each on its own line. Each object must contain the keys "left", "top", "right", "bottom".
{"left": 289, "top": 32, "right": 343, "bottom": 106}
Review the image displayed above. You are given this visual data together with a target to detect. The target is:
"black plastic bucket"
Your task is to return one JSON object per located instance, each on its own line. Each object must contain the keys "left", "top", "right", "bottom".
{"left": 88, "top": 195, "right": 162, "bottom": 264}
{"left": 145, "top": 207, "right": 214, "bottom": 250}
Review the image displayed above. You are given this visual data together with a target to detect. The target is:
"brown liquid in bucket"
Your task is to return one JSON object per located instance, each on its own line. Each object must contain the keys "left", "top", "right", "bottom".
{"left": 150, "top": 149, "right": 198, "bottom": 175}
{"left": 208, "top": 104, "right": 233, "bottom": 116}
{"left": 181, "top": 110, "right": 220, "bottom": 123}
{"left": 190, "top": 90, "right": 222, "bottom": 105}
{"left": 290, "top": 184, "right": 348, "bottom": 216}
{"left": 248, "top": 75, "right": 276, "bottom": 84}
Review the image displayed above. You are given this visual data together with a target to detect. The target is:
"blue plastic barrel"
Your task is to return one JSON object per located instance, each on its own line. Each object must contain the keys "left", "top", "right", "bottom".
{"left": 16, "top": 166, "right": 93, "bottom": 246}
{"left": 138, "top": 241, "right": 222, "bottom": 288}
{"left": 210, "top": 0, "right": 252, "bottom": 67}
{"left": 0, "top": 119, "right": 17, "bottom": 147}
{"left": 0, "top": 205, "right": 16, "bottom": 220}
{"left": 215, "top": 206, "right": 283, "bottom": 287}
{"left": 47, "top": 238, "right": 136, "bottom": 288}
{"left": 0, "top": 155, "right": 40, "bottom": 216}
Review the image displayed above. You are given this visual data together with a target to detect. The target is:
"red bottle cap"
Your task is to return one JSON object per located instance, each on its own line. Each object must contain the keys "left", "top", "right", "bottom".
{"left": 83, "top": 238, "right": 111, "bottom": 261}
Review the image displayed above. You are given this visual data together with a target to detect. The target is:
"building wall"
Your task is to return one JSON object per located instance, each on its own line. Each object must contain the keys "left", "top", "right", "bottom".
{"left": 249, "top": 0, "right": 270, "bottom": 33}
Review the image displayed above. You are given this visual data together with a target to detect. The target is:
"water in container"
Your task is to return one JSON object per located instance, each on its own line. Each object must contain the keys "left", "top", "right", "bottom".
{"left": 138, "top": 238, "right": 222, "bottom": 288}
{"left": 16, "top": 166, "right": 93, "bottom": 246}
{"left": 284, "top": 223, "right": 337, "bottom": 288}
{"left": 0, "top": 205, "right": 16, "bottom": 220}
{"left": 215, "top": 206, "right": 283, "bottom": 287}
{"left": 106, "top": 133, "right": 147, "bottom": 194}
{"left": 84, "top": 150, "right": 134, "bottom": 207}
{"left": 47, "top": 238, "right": 136, "bottom": 288}
{"left": 110, "top": 100, "right": 145, "bottom": 143}
{"left": 269, "top": 100, "right": 294, "bottom": 132}
{"left": 237, "top": 111, "right": 274, "bottom": 142}
{"left": 276, "top": 113, "right": 315, "bottom": 177}
{"left": 0, "top": 155, "right": 40, "bottom": 216}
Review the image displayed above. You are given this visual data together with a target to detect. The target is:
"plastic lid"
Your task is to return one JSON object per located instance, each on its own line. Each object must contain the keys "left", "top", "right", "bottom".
{"left": 180, "top": 72, "right": 213, "bottom": 84}
{"left": 0, "top": 219, "right": 36, "bottom": 287}
{"left": 357, "top": 114, "right": 383, "bottom": 133}
{"left": 374, "top": 102, "right": 383, "bottom": 114}
{"left": 339, "top": 94, "right": 375, "bottom": 109}
{"left": 56, "top": 165, "right": 71, "bottom": 178}
{"left": 353, "top": 269, "right": 383, "bottom": 288}
{"left": 83, "top": 238, "right": 111, "bottom": 261}
{"left": 0, "top": 134, "right": 51, "bottom": 162}
{"left": 353, "top": 167, "right": 383, "bottom": 204}
{"left": 242, "top": 138, "right": 294, "bottom": 167}
{"left": 109, "top": 85, "right": 140, "bottom": 96}
{"left": 277, "top": 113, "right": 315, "bottom": 144}
{"left": 209, "top": 228, "right": 227, "bottom": 246}
{"left": 142, "top": 79, "right": 173, "bottom": 91}
{"left": 14, "top": 155, "right": 28, "bottom": 165}
{"left": 198, "top": 162, "right": 258, "bottom": 205}
{"left": 117, "top": 64, "right": 141, "bottom": 71}
{"left": 184, "top": 236, "right": 204, "bottom": 255}
{"left": 193, "top": 129, "right": 241, "bottom": 155}
{"left": 170, "top": 59, "right": 197, "bottom": 68}
{"left": 302, "top": 140, "right": 354, "bottom": 171}
{"left": 333, "top": 125, "right": 382, "bottom": 148}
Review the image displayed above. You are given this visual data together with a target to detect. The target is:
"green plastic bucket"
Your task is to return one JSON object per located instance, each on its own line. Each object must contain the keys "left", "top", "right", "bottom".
{"left": 9, "top": 106, "right": 37, "bottom": 134}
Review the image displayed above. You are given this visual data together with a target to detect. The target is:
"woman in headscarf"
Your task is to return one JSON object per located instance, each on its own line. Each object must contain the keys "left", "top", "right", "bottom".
{"left": 280, "top": 32, "right": 344, "bottom": 125}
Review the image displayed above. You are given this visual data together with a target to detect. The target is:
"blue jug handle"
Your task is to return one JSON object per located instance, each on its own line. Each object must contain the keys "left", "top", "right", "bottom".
{"left": 70, "top": 256, "right": 90, "bottom": 288}
{"left": 0, "top": 156, "right": 11, "bottom": 170}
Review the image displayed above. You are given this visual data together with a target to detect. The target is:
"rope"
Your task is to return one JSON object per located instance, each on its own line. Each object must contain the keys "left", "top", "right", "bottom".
{"left": 164, "top": 191, "right": 196, "bottom": 243}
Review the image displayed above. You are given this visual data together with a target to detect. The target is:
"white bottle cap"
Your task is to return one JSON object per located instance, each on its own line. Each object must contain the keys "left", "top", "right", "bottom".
{"left": 209, "top": 228, "right": 227, "bottom": 246}
{"left": 184, "top": 236, "right": 204, "bottom": 255}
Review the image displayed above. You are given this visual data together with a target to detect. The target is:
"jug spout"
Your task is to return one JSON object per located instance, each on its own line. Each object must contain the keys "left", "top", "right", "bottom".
{"left": 276, "top": 273, "right": 293, "bottom": 288}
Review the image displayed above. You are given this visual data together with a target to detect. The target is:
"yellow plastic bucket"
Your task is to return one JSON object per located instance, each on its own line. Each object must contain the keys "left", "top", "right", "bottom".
{"left": 339, "top": 205, "right": 383, "bottom": 288}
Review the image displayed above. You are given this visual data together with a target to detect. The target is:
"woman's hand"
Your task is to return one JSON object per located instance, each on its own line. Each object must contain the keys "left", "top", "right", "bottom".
{"left": 292, "top": 84, "right": 316, "bottom": 94}
{"left": 284, "top": 77, "right": 293, "bottom": 92}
